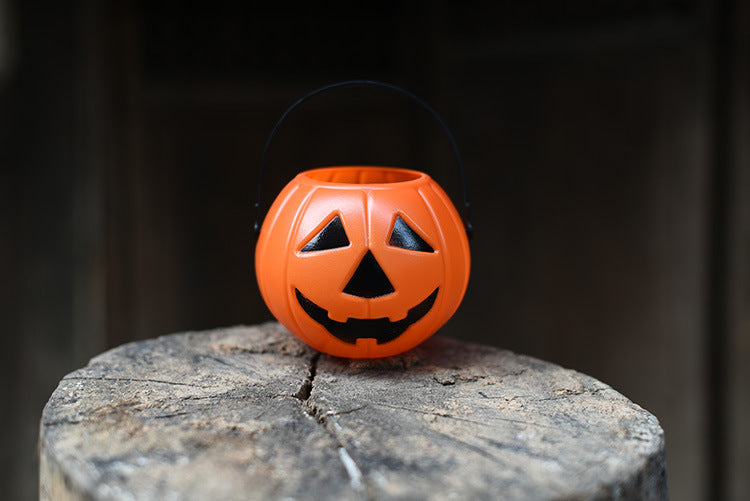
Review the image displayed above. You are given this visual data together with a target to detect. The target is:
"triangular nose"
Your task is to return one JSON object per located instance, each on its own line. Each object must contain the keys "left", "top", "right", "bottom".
{"left": 343, "top": 250, "right": 395, "bottom": 298}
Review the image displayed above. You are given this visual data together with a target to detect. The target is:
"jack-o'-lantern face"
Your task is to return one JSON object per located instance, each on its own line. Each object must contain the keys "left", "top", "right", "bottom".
{"left": 294, "top": 213, "right": 439, "bottom": 346}
{"left": 255, "top": 166, "right": 470, "bottom": 359}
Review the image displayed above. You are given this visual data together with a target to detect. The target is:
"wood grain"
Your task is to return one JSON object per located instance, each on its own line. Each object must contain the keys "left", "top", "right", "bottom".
{"left": 40, "top": 323, "right": 666, "bottom": 500}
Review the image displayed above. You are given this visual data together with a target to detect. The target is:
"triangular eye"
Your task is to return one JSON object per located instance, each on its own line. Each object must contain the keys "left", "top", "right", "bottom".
{"left": 388, "top": 216, "right": 434, "bottom": 253}
{"left": 301, "top": 215, "right": 350, "bottom": 252}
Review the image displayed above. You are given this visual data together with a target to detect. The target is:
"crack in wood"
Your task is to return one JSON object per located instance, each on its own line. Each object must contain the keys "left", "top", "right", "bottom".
{"left": 293, "top": 352, "right": 320, "bottom": 401}
{"left": 477, "top": 435, "right": 559, "bottom": 462}
{"left": 337, "top": 446, "right": 365, "bottom": 492}
{"left": 211, "top": 338, "right": 310, "bottom": 358}
{"left": 536, "top": 387, "right": 606, "bottom": 402}
{"left": 193, "top": 354, "right": 247, "bottom": 371}
{"left": 178, "top": 393, "right": 256, "bottom": 402}
{"left": 62, "top": 376, "right": 218, "bottom": 388}
{"left": 374, "top": 402, "right": 558, "bottom": 430}
{"left": 152, "top": 411, "right": 192, "bottom": 420}
{"left": 293, "top": 353, "right": 372, "bottom": 498}
{"left": 428, "top": 429, "right": 506, "bottom": 465}
{"left": 326, "top": 405, "right": 369, "bottom": 417}
{"left": 42, "top": 419, "right": 84, "bottom": 427}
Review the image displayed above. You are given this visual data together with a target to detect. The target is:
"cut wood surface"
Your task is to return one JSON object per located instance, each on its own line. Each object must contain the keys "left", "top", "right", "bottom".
{"left": 39, "top": 323, "right": 667, "bottom": 500}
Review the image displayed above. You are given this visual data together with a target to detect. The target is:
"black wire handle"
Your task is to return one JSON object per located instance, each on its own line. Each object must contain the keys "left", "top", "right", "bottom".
{"left": 253, "top": 80, "right": 473, "bottom": 238}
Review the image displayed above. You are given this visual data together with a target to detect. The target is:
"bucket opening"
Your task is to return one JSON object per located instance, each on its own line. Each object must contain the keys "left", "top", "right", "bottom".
{"left": 303, "top": 166, "right": 423, "bottom": 185}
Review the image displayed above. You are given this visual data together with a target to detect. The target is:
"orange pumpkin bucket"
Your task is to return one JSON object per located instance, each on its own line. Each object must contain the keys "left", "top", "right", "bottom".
{"left": 254, "top": 81, "right": 471, "bottom": 358}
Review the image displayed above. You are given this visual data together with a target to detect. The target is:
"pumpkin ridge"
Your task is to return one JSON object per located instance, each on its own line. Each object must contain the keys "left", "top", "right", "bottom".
{"left": 282, "top": 186, "right": 319, "bottom": 345}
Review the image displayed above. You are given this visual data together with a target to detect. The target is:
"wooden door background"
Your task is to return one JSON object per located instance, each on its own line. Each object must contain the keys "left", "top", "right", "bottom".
{"left": 1, "top": 1, "right": 748, "bottom": 500}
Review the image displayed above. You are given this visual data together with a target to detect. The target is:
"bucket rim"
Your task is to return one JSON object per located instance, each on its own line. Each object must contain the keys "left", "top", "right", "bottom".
{"left": 298, "top": 165, "right": 430, "bottom": 187}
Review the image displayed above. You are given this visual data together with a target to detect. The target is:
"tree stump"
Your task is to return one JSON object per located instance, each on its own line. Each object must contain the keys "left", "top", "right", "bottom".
{"left": 39, "top": 323, "right": 667, "bottom": 500}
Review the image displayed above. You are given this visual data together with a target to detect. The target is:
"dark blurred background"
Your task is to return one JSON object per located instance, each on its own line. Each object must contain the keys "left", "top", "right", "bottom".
{"left": 1, "top": 1, "right": 748, "bottom": 500}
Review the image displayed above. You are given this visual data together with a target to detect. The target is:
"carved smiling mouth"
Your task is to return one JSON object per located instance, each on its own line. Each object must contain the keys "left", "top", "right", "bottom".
{"left": 294, "top": 288, "right": 439, "bottom": 345}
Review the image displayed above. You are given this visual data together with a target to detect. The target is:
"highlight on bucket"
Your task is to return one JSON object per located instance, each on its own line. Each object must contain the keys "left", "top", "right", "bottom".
{"left": 254, "top": 81, "right": 472, "bottom": 359}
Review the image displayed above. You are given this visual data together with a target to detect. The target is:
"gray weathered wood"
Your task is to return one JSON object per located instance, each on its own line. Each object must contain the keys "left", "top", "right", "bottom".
{"left": 39, "top": 323, "right": 667, "bottom": 500}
